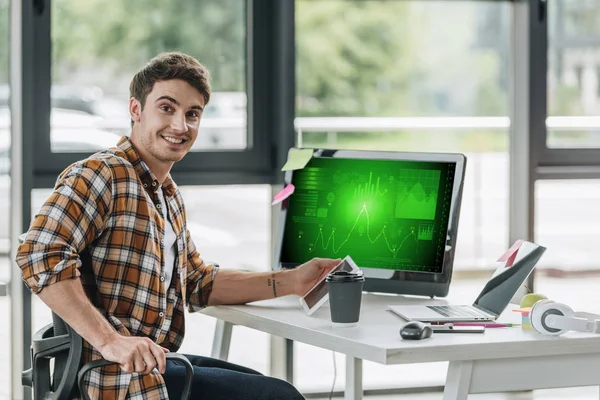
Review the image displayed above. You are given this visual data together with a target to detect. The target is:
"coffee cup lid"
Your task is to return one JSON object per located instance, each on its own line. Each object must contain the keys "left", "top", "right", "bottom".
{"left": 326, "top": 270, "right": 364, "bottom": 283}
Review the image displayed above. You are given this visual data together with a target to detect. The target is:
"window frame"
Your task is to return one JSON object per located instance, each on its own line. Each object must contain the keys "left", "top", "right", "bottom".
{"left": 537, "top": 0, "right": 600, "bottom": 169}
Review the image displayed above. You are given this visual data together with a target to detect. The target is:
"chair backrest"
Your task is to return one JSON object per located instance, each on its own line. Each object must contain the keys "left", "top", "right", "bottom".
{"left": 20, "top": 232, "right": 82, "bottom": 399}
{"left": 22, "top": 314, "right": 83, "bottom": 400}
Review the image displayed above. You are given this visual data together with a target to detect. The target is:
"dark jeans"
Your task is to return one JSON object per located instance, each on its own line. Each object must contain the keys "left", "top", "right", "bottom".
{"left": 162, "top": 354, "right": 305, "bottom": 399}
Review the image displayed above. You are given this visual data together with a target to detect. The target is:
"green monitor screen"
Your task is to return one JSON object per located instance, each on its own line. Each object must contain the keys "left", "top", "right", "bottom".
{"left": 279, "top": 156, "right": 457, "bottom": 273}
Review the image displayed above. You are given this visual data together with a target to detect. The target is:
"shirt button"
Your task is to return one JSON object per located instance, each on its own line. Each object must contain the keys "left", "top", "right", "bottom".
{"left": 152, "top": 181, "right": 157, "bottom": 187}
{"left": 159, "top": 312, "right": 164, "bottom": 317}
{"left": 143, "top": 183, "right": 148, "bottom": 188}
{"left": 160, "top": 276, "right": 165, "bottom": 282}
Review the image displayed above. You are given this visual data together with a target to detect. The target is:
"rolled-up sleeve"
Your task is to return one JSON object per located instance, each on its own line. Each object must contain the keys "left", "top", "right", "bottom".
{"left": 185, "top": 228, "right": 218, "bottom": 312}
{"left": 16, "top": 159, "right": 113, "bottom": 294}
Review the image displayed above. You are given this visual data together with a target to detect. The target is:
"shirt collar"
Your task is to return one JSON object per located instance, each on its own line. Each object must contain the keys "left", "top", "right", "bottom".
{"left": 116, "top": 136, "right": 177, "bottom": 197}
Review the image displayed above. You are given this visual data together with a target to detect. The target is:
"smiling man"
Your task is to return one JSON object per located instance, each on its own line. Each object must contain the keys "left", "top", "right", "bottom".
{"left": 16, "top": 52, "right": 339, "bottom": 399}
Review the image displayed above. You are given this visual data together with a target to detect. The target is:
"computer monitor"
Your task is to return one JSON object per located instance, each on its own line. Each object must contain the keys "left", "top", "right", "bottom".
{"left": 273, "top": 149, "right": 466, "bottom": 297}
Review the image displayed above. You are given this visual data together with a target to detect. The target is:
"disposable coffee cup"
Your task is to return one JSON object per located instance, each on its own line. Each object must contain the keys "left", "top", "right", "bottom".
{"left": 326, "top": 270, "right": 365, "bottom": 327}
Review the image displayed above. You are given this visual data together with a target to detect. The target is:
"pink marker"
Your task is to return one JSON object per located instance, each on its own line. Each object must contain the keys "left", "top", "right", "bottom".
{"left": 448, "top": 322, "right": 519, "bottom": 328}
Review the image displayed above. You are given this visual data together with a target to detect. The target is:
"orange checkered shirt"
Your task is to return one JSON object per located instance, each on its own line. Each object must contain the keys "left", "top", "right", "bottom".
{"left": 17, "top": 136, "right": 218, "bottom": 399}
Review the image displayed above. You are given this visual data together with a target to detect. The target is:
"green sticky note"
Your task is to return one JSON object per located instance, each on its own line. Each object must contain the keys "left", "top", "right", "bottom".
{"left": 281, "top": 148, "right": 313, "bottom": 171}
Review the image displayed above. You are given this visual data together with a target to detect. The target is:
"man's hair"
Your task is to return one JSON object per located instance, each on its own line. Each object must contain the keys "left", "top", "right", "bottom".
{"left": 129, "top": 52, "right": 211, "bottom": 126}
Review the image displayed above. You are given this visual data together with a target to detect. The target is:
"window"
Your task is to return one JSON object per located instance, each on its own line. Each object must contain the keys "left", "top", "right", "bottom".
{"left": 296, "top": 0, "right": 510, "bottom": 271}
{"left": 295, "top": 0, "right": 510, "bottom": 392}
{"left": 50, "top": 0, "right": 247, "bottom": 152}
{"left": 535, "top": 180, "right": 600, "bottom": 272}
{"left": 547, "top": 0, "right": 600, "bottom": 148}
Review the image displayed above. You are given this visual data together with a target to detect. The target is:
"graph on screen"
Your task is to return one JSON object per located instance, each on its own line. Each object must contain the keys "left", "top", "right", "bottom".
{"left": 394, "top": 169, "right": 440, "bottom": 220}
{"left": 308, "top": 203, "right": 418, "bottom": 258}
{"left": 280, "top": 157, "right": 455, "bottom": 272}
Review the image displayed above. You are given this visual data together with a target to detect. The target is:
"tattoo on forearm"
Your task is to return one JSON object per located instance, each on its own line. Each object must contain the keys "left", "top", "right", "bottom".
{"left": 271, "top": 273, "right": 277, "bottom": 298}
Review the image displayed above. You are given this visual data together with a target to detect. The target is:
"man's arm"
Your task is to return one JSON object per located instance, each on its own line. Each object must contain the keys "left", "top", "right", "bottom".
{"left": 38, "top": 278, "right": 168, "bottom": 375}
{"left": 207, "top": 269, "right": 295, "bottom": 306}
{"left": 183, "top": 226, "right": 339, "bottom": 308}
{"left": 207, "top": 258, "right": 341, "bottom": 306}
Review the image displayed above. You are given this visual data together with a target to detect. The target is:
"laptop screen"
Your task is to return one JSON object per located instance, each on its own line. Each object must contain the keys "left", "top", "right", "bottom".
{"left": 473, "top": 242, "right": 546, "bottom": 316}
{"left": 279, "top": 156, "right": 456, "bottom": 273}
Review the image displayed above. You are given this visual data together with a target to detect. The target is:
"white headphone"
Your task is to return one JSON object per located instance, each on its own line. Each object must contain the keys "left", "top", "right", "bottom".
{"left": 530, "top": 299, "right": 600, "bottom": 336}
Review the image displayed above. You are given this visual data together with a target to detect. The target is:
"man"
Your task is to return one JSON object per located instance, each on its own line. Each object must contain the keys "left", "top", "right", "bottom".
{"left": 17, "top": 52, "right": 340, "bottom": 399}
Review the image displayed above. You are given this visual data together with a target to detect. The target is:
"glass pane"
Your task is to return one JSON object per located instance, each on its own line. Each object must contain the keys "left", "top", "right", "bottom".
{"left": 50, "top": 0, "right": 247, "bottom": 153}
{"left": 296, "top": 1, "right": 509, "bottom": 118}
{"left": 296, "top": 0, "right": 510, "bottom": 391}
{"left": 547, "top": 0, "right": 600, "bottom": 148}
{"left": 535, "top": 180, "right": 600, "bottom": 271}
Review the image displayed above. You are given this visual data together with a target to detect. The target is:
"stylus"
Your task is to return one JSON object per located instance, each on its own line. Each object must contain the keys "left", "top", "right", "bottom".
{"left": 445, "top": 323, "right": 519, "bottom": 328}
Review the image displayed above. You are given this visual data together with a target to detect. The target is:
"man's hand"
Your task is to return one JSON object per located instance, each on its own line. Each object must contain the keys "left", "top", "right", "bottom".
{"left": 97, "top": 333, "right": 169, "bottom": 375}
{"left": 293, "top": 257, "right": 341, "bottom": 296}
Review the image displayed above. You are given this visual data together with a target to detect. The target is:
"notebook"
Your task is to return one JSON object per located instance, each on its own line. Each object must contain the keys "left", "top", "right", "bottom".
{"left": 389, "top": 242, "right": 546, "bottom": 322}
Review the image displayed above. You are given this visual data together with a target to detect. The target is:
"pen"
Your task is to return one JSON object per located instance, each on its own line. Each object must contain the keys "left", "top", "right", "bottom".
{"left": 436, "top": 322, "right": 520, "bottom": 328}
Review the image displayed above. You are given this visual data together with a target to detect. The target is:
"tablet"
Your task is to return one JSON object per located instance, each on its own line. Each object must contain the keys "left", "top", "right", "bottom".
{"left": 299, "top": 256, "right": 361, "bottom": 315}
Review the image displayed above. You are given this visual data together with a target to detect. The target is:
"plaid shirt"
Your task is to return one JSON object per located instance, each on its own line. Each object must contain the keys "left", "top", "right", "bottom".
{"left": 17, "top": 136, "right": 218, "bottom": 399}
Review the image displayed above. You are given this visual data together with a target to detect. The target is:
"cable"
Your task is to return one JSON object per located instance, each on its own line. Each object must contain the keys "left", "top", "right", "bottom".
{"left": 329, "top": 351, "right": 337, "bottom": 400}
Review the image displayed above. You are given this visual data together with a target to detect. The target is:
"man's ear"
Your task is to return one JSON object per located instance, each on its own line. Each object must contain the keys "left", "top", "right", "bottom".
{"left": 129, "top": 97, "right": 142, "bottom": 124}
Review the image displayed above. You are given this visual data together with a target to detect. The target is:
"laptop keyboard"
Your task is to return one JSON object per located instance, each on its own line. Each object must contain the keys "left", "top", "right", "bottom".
{"left": 427, "top": 305, "right": 488, "bottom": 318}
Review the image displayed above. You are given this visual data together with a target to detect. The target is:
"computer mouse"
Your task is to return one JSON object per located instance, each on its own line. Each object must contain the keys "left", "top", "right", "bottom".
{"left": 399, "top": 321, "right": 433, "bottom": 340}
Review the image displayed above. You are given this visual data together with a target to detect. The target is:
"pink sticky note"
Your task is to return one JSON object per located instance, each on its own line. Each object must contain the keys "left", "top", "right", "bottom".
{"left": 505, "top": 251, "right": 518, "bottom": 267}
{"left": 497, "top": 239, "right": 524, "bottom": 267}
{"left": 271, "top": 184, "right": 295, "bottom": 206}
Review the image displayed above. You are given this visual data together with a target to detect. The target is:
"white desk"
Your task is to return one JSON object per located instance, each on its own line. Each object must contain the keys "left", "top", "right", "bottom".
{"left": 202, "top": 293, "right": 600, "bottom": 400}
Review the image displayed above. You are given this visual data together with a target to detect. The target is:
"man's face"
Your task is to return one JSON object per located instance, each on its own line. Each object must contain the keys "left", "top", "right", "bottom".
{"left": 129, "top": 79, "right": 205, "bottom": 165}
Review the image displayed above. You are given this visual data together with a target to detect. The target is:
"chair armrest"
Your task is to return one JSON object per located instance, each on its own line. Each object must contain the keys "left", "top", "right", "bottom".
{"left": 77, "top": 353, "right": 194, "bottom": 400}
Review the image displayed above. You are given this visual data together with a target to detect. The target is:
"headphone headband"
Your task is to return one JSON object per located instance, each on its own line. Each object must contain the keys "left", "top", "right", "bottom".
{"left": 530, "top": 300, "right": 600, "bottom": 335}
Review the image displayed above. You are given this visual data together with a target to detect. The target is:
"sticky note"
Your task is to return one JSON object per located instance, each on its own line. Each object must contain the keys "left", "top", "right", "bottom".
{"left": 281, "top": 149, "right": 313, "bottom": 171}
{"left": 512, "top": 307, "right": 531, "bottom": 316}
{"left": 505, "top": 251, "right": 518, "bottom": 267}
{"left": 497, "top": 239, "right": 524, "bottom": 267}
{"left": 272, "top": 184, "right": 295, "bottom": 206}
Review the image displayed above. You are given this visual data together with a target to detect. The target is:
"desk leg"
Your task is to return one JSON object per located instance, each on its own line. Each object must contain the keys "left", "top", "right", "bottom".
{"left": 211, "top": 320, "right": 233, "bottom": 360}
{"left": 269, "top": 336, "right": 295, "bottom": 383}
{"left": 443, "top": 360, "right": 473, "bottom": 400}
{"left": 345, "top": 357, "right": 363, "bottom": 400}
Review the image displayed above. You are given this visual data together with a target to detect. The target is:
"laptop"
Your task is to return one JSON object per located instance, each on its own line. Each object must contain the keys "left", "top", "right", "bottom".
{"left": 389, "top": 241, "right": 546, "bottom": 322}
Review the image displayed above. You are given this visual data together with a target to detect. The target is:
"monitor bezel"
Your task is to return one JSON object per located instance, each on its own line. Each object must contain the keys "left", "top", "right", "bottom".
{"left": 272, "top": 148, "right": 467, "bottom": 298}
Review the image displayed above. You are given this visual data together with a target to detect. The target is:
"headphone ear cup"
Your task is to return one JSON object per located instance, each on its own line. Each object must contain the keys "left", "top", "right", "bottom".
{"left": 531, "top": 300, "right": 574, "bottom": 335}
{"left": 530, "top": 300, "right": 554, "bottom": 334}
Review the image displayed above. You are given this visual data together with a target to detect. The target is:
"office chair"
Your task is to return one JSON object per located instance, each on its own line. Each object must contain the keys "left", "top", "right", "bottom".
{"left": 18, "top": 235, "right": 194, "bottom": 400}
{"left": 21, "top": 312, "right": 193, "bottom": 400}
